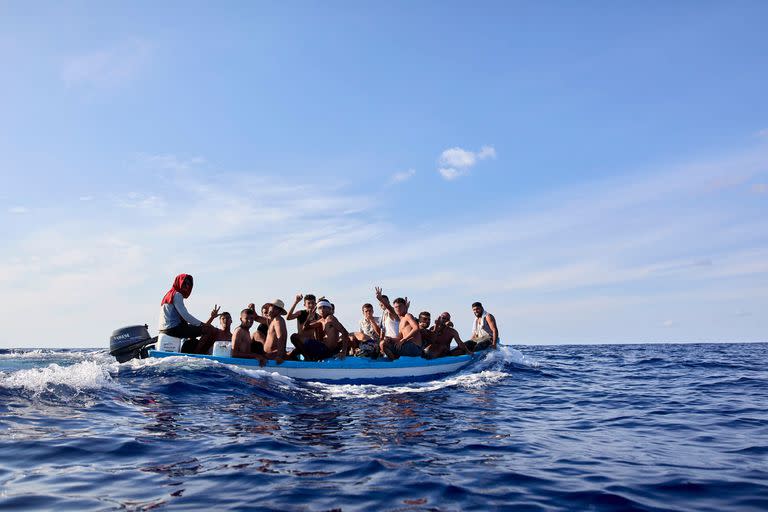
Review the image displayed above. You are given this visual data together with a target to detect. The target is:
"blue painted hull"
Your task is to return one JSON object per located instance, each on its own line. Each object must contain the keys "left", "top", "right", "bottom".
{"left": 147, "top": 349, "right": 488, "bottom": 384}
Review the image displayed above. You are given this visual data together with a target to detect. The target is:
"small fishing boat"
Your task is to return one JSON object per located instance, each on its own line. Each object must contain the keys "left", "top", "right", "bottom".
{"left": 109, "top": 324, "right": 491, "bottom": 384}
{"left": 147, "top": 348, "right": 487, "bottom": 384}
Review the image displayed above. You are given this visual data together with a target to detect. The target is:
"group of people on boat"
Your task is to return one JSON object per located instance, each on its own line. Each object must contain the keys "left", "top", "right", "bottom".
{"left": 158, "top": 274, "right": 499, "bottom": 365}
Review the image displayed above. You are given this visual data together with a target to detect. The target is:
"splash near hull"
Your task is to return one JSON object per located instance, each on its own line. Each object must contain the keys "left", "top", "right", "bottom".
{"left": 147, "top": 349, "right": 487, "bottom": 384}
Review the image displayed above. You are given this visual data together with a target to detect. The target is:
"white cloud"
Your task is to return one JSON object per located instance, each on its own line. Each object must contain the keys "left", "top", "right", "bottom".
{"left": 79, "top": 196, "right": 93, "bottom": 201}
{"left": 61, "top": 39, "right": 151, "bottom": 87}
{"left": 437, "top": 145, "right": 496, "bottom": 180}
{"left": 390, "top": 169, "right": 416, "bottom": 184}
{"left": 3, "top": 145, "right": 768, "bottom": 347}
{"left": 8, "top": 206, "right": 28, "bottom": 214}
{"left": 752, "top": 183, "right": 768, "bottom": 194}
{"left": 438, "top": 167, "right": 465, "bottom": 180}
{"left": 139, "top": 154, "right": 205, "bottom": 172}
{"left": 478, "top": 145, "right": 497, "bottom": 160}
{"left": 439, "top": 147, "right": 477, "bottom": 168}
{"left": 662, "top": 320, "right": 676, "bottom": 328}
{"left": 115, "top": 193, "right": 166, "bottom": 215}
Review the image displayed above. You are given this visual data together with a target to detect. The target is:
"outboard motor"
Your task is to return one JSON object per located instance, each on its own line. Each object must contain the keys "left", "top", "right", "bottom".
{"left": 109, "top": 324, "right": 157, "bottom": 363}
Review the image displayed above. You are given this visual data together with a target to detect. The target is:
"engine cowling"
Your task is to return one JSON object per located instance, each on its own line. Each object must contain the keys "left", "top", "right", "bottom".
{"left": 109, "top": 324, "right": 156, "bottom": 362}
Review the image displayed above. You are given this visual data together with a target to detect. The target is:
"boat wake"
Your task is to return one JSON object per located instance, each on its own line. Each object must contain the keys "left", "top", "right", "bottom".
{"left": 0, "top": 345, "right": 538, "bottom": 404}
{"left": 306, "top": 345, "right": 540, "bottom": 399}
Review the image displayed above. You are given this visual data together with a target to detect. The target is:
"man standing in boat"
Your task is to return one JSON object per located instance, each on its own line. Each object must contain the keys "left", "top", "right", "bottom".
{"left": 262, "top": 299, "right": 288, "bottom": 363}
{"left": 292, "top": 299, "right": 350, "bottom": 361}
{"left": 375, "top": 287, "right": 422, "bottom": 359}
{"left": 467, "top": 301, "right": 499, "bottom": 350}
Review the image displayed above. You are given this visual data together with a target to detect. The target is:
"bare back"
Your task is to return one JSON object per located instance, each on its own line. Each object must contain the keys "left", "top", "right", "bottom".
{"left": 264, "top": 316, "right": 287, "bottom": 359}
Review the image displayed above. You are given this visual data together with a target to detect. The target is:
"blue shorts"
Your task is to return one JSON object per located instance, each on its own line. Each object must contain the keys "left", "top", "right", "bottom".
{"left": 303, "top": 339, "right": 332, "bottom": 361}
{"left": 396, "top": 341, "right": 423, "bottom": 358}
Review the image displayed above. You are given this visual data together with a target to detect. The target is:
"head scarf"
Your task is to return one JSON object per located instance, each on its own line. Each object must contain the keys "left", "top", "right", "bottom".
{"left": 161, "top": 274, "right": 193, "bottom": 305}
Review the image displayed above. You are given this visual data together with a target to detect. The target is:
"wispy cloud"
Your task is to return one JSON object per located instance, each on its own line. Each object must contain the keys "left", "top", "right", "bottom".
{"left": 437, "top": 145, "right": 496, "bottom": 180}
{"left": 438, "top": 167, "right": 464, "bottom": 180}
{"left": 8, "top": 206, "right": 28, "bottom": 214}
{"left": 115, "top": 193, "right": 166, "bottom": 215}
{"left": 662, "top": 320, "right": 676, "bottom": 328}
{"left": 390, "top": 169, "right": 416, "bottom": 184}
{"left": 752, "top": 183, "right": 768, "bottom": 194}
{"left": 79, "top": 196, "right": 93, "bottom": 202}
{"left": 61, "top": 39, "right": 152, "bottom": 87}
{"left": 138, "top": 153, "right": 206, "bottom": 172}
{"left": 2, "top": 145, "right": 767, "bottom": 346}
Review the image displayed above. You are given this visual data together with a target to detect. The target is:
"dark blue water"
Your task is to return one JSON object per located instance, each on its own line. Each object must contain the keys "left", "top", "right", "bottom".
{"left": 1, "top": 344, "right": 766, "bottom": 511}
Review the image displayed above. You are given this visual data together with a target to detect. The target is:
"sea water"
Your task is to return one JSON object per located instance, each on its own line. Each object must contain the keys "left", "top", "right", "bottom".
{"left": 0, "top": 343, "right": 766, "bottom": 511}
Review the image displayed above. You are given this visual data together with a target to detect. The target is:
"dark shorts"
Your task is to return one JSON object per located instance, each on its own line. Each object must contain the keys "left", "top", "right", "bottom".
{"left": 162, "top": 320, "right": 203, "bottom": 340}
{"left": 250, "top": 341, "right": 265, "bottom": 355}
{"left": 467, "top": 339, "right": 492, "bottom": 352}
{"left": 303, "top": 339, "right": 332, "bottom": 361}
{"left": 395, "top": 341, "right": 423, "bottom": 358}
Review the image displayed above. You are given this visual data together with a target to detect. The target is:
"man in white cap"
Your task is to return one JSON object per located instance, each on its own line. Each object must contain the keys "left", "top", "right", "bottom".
{"left": 262, "top": 299, "right": 288, "bottom": 363}
{"left": 292, "top": 299, "right": 351, "bottom": 361}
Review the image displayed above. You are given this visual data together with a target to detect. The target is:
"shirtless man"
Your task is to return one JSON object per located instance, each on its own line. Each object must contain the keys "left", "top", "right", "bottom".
{"left": 418, "top": 311, "right": 433, "bottom": 351}
{"left": 293, "top": 300, "right": 350, "bottom": 361}
{"left": 375, "top": 287, "right": 422, "bottom": 360}
{"left": 286, "top": 294, "right": 320, "bottom": 357}
{"left": 190, "top": 306, "right": 231, "bottom": 354}
{"left": 424, "top": 312, "right": 470, "bottom": 359}
{"left": 261, "top": 299, "right": 287, "bottom": 363}
{"left": 230, "top": 308, "right": 266, "bottom": 365}
{"left": 467, "top": 301, "right": 499, "bottom": 350}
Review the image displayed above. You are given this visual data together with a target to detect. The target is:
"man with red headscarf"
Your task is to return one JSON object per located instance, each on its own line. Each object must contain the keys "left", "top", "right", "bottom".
{"left": 158, "top": 274, "right": 217, "bottom": 347}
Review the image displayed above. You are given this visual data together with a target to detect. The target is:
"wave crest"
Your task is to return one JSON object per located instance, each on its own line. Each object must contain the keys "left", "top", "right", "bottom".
{"left": 1, "top": 360, "right": 119, "bottom": 395}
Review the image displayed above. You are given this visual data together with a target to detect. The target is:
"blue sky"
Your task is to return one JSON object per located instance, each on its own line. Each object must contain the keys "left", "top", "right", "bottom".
{"left": 1, "top": 1, "right": 767, "bottom": 347}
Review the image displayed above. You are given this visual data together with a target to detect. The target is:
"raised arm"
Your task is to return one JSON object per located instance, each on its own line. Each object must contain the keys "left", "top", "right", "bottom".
{"left": 487, "top": 313, "right": 499, "bottom": 348}
{"left": 247, "top": 303, "right": 269, "bottom": 325}
{"left": 374, "top": 286, "right": 397, "bottom": 317}
{"left": 204, "top": 304, "right": 221, "bottom": 325}
{"left": 303, "top": 306, "right": 321, "bottom": 330}
{"left": 286, "top": 294, "right": 303, "bottom": 320}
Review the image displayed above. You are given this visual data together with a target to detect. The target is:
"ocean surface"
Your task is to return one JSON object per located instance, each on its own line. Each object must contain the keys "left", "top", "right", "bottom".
{"left": 1, "top": 343, "right": 766, "bottom": 511}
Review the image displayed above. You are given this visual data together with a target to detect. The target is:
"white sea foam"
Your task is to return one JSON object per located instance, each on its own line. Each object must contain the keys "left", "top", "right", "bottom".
{"left": 126, "top": 354, "right": 297, "bottom": 389}
{"left": 1, "top": 359, "right": 120, "bottom": 395}
{"left": 309, "top": 369, "right": 509, "bottom": 399}
{"left": 488, "top": 345, "right": 540, "bottom": 368}
{"left": 307, "top": 346, "right": 538, "bottom": 399}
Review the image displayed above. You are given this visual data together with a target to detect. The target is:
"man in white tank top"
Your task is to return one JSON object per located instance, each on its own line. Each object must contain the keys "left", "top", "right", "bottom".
{"left": 468, "top": 301, "right": 499, "bottom": 350}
